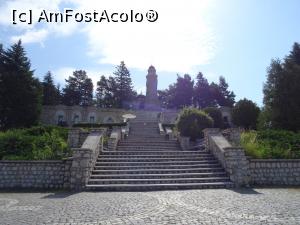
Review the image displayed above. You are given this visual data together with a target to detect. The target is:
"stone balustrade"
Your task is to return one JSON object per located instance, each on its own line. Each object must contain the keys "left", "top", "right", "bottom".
{"left": 70, "top": 131, "right": 104, "bottom": 190}
{"left": 108, "top": 128, "right": 121, "bottom": 151}
{"left": 158, "top": 123, "right": 165, "bottom": 135}
{"left": 204, "top": 128, "right": 251, "bottom": 187}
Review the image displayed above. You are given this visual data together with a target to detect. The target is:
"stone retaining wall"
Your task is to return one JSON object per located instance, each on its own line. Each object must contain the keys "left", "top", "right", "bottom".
{"left": 204, "top": 128, "right": 300, "bottom": 187}
{"left": 250, "top": 159, "right": 300, "bottom": 186}
{"left": 0, "top": 160, "right": 72, "bottom": 189}
{"left": 203, "top": 129, "right": 250, "bottom": 187}
{"left": 0, "top": 129, "right": 104, "bottom": 190}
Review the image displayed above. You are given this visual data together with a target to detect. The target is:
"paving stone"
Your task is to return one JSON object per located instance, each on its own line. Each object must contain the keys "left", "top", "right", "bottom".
{"left": 0, "top": 188, "right": 299, "bottom": 225}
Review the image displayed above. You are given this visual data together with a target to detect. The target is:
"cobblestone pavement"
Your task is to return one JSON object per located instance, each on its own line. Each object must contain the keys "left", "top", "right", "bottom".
{"left": 0, "top": 188, "right": 300, "bottom": 225}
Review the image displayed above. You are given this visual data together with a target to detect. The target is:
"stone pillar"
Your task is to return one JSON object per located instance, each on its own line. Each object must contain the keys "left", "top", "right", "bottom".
{"left": 70, "top": 148, "right": 93, "bottom": 190}
{"left": 222, "top": 128, "right": 242, "bottom": 146}
{"left": 203, "top": 128, "right": 220, "bottom": 151}
{"left": 67, "top": 128, "right": 81, "bottom": 148}
{"left": 179, "top": 136, "right": 190, "bottom": 150}
{"left": 70, "top": 132, "right": 103, "bottom": 190}
{"left": 224, "top": 147, "right": 251, "bottom": 187}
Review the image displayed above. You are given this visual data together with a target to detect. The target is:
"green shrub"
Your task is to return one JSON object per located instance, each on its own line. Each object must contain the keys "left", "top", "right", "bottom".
{"left": 0, "top": 126, "right": 70, "bottom": 160}
{"left": 0, "top": 129, "right": 35, "bottom": 160}
{"left": 203, "top": 107, "right": 223, "bottom": 128}
{"left": 241, "top": 129, "right": 300, "bottom": 159}
{"left": 176, "top": 108, "right": 213, "bottom": 140}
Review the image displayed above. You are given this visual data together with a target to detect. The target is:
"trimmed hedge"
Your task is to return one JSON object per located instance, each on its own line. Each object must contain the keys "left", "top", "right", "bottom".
{"left": 0, "top": 126, "right": 70, "bottom": 160}
{"left": 176, "top": 108, "right": 213, "bottom": 140}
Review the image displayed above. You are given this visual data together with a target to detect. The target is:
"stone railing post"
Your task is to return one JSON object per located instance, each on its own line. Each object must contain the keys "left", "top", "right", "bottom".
{"left": 70, "top": 148, "right": 93, "bottom": 190}
{"left": 203, "top": 128, "right": 220, "bottom": 151}
{"left": 70, "top": 132, "right": 103, "bottom": 190}
{"left": 204, "top": 128, "right": 250, "bottom": 187}
{"left": 108, "top": 127, "right": 121, "bottom": 151}
{"left": 222, "top": 128, "right": 242, "bottom": 146}
{"left": 178, "top": 135, "right": 190, "bottom": 150}
{"left": 67, "top": 128, "right": 81, "bottom": 148}
{"left": 223, "top": 147, "right": 251, "bottom": 187}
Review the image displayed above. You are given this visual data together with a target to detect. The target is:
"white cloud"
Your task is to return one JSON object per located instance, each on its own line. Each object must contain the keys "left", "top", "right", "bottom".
{"left": 79, "top": 0, "right": 217, "bottom": 73}
{"left": 52, "top": 67, "right": 111, "bottom": 89}
{"left": 11, "top": 29, "right": 48, "bottom": 44}
{"left": 2, "top": 0, "right": 218, "bottom": 73}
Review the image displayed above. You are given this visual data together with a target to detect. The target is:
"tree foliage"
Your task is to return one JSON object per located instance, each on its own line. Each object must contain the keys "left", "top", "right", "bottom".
{"left": 96, "top": 61, "right": 134, "bottom": 108}
{"left": 113, "top": 61, "right": 134, "bottom": 108}
{"left": 96, "top": 75, "right": 118, "bottom": 108}
{"left": 263, "top": 42, "right": 300, "bottom": 131}
{"left": 216, "top": 76, "right": 235, "bottom": 107}
{"left": 160, "top": 72, "right": 235, "bottom": 110}
{"left": 0, "top": 40, "right": 42, "bottom": 130}
{"left": 232, "top": 98, "right": 260, "bottom": 129}
{"left": 62, "top": 70, "right": 93, "bottom": 106}
{"left": 203, "top": 107, "right": 223, "bottom": 128}
{"left": 42, "top": 71, "right": 61, "bottom": 105}
{"left": 193, "top": 72, "right": 214, "bottom": 108}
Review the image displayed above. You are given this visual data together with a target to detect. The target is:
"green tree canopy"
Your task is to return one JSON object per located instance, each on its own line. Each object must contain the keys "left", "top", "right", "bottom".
{"left": 0, "top": 40, "right": 42, "bottom": 130}
{"left": 194, "top": 72, "right": 214, "bottom": 108}
{"left": 203, "top": 107, "right": 223, "bottom": 128}
{"left": 263, "top": 42, "right": 300, "bottom": 131}
{"left": 113, "top": 61, "right": 134, "bottom": 108}
{"left": 96, "top": 75, "right": 118, "bottom": 108}
{"left": 62, "top": 70, "right": 93, "bottom": 106}
{"left": 232, "top": 98, "right": 260, "bottom": 129}
{"left": 42, "top": 71, "right": 61, "bottom": 105}
{"left": 216, "top": 76, "right": 235, "bottom": 107}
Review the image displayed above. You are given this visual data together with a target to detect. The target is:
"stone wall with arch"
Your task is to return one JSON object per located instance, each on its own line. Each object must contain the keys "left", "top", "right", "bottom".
{"left": 41, "top": 105, "right": 130, "bottom": 126}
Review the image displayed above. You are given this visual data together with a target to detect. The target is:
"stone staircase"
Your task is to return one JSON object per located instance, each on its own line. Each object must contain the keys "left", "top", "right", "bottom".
{"left": 86, "top": 112, "right": 233, "bottom": 190}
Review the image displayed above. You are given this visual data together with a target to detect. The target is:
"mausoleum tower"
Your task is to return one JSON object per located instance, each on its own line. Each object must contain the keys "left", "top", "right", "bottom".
{"left": 145, "top": 65, "right": 160, "bottom": 110}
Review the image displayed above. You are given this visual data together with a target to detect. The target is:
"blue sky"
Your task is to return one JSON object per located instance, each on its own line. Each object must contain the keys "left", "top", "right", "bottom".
{"left": 0, "top": 0, "right": 299, "bottom": 106}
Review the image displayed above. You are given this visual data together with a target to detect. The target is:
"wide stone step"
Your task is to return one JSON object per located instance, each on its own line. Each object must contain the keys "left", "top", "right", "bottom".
{"left": 93, "top": 163, "right": 221, "bottom": 170}
{"left": 117, "top": 145, "right": 179, "bottom": 149}
{"left": 85, "top": 182, "right": 234, "bottom": 191}
{"left": 97, "top": 156, "right": 214, "bottom": 161}
{"left": 119, "top": 140, "right": 177, "bottom": 144}
{"left": 98, "top": 154, "right": 212, "bottom": 158}
{"left": 88, "top": 177, "right": 231, "bottom": 185}
{"left": 91, "top": 167, "right": 224, "bottom": 174}
{"left": 100, "top": 150, "right": 205, "bottom": 155}
{"left": 95, "top": 160, "right": 218, "bottom": 166}
{"left": 116, "top": 146, "right": 180, "bottom": 150}
{"left": 90, "top": 171, "right": 227, "bottom": 179}
{"left": 97, "top": 156, "right": 215, "bottom": 162}
{"left": 115, "top": 148, "right": 182, "bottom": 152}
{"left": 127, "top": 135, "right": 162, "bottom": 138}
